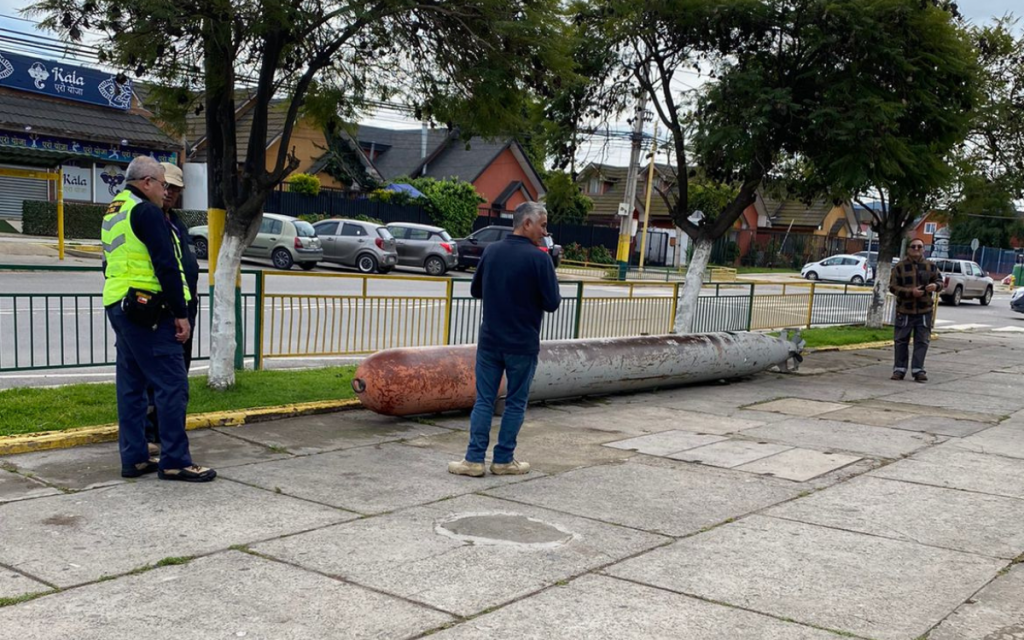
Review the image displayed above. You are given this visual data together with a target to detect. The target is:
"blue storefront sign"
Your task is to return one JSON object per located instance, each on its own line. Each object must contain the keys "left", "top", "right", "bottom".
{"left": 0, "top": 49, "right": 133, "bottom": 110}
{"left": 0, "top": 129, "right": 177, "bottom": 164}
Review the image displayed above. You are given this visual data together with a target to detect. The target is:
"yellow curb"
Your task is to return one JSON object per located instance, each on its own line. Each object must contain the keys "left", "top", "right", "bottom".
{"left": 0, "top": 399, "right": 362, "bottom": 457}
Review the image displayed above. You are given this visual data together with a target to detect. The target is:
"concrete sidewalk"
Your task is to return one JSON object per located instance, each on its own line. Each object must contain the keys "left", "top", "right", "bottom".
{"left": 1, "top": 332, "right": 1023, "bottom": 639}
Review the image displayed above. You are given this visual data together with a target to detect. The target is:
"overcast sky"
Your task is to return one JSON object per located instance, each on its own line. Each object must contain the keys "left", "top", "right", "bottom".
{"left": 0, "top": 0, "right": 1020, "bottom": 167}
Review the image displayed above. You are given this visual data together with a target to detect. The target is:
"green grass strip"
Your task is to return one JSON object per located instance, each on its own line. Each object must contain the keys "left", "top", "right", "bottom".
{"left": 773, "top": 325, "right": 893, "bottom": 348}
{"left": 0, "top": 366, "right": 357, "bottom": 437}
{"left": 0, "top": 220, "right": 19, "bottom": 234}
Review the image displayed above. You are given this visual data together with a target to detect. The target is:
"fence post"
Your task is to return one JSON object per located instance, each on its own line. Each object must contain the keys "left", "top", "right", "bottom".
{"left": 254, "top": 271, "right": 265, "bottom": 370}
{"left": 669, "top": 282, "right": 680, "bottom": 332}
{"left": 443, "top": 278, "right": 454, "bottom": 345}
{"left": 806, "top": 282, "right": 816, "bottom": 328}
{"left": 747, "top": 282, "right": 754, "bottom": 331}
{"left": 573, "top": 281, "right": 584, "bottom": 339}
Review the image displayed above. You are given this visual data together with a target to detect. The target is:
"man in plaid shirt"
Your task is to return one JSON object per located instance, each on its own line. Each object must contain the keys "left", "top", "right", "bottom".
{"left": 888, "top": 240, "right": 942, "bottom": 382}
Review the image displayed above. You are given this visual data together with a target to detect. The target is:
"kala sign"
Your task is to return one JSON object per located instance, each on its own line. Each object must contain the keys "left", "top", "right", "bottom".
{"left": 0, "top": 49, "right": 132, "bottom": 110}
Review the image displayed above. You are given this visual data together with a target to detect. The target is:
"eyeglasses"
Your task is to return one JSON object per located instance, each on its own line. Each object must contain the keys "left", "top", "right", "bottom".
{"left": 144, "top": 176, "right": 169, "bottom": 189}
{"left": 909, "top": 245, "right": 924, "bottom": 250}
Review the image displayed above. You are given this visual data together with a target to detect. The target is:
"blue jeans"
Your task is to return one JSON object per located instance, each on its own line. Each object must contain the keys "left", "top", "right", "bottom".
{"left": 465, "top": 347, "right": 538, "bottom": 464}
{"left": 107, "top": 304, "right": 193, "bottom": 472}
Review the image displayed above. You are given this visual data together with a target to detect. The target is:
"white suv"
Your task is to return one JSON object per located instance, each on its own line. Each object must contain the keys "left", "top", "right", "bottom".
{"left": 930, "top": 258, "right": 994, "bottom": 306}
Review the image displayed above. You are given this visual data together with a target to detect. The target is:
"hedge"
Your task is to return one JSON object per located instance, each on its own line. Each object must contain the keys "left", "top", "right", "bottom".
{"left": 22, "top": 200, "right": 207, "bottom": 239}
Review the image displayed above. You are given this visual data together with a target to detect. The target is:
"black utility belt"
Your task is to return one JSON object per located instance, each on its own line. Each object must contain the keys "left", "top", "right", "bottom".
{"left": 121, "top": 288, "right": 169, "bottom": 329}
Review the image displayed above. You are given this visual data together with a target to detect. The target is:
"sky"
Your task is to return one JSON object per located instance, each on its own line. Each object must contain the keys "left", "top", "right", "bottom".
{"left": 0, "top": 0, "right": 1020, "bottom": 168}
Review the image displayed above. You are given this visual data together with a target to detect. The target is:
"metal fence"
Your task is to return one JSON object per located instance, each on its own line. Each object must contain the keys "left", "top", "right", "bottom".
{"left": 0, "top": 266, "right": 895, "bottom": 372}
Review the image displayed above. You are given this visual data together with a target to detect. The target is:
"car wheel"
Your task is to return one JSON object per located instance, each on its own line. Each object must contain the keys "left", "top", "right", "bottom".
{"left": 851, "top": 275, "right": 864, "bottom": 285}
{"left": 356, "top": 253, "right": 379, "bottom": 274}
{"left": 272, "top": 248, "right": 294, "bottom": 270}
{"left": 300, "top": 262, "right": 316, "bottom": 271}
{"left": 424, "top": 256, "right": 446, "bottom": 277}
{"left": 980, "top": 286, "right": 993, "bottom": 306}
{"left": 193, "top": 237, "right": 209, "bottom": 260}
{"left": 952, "top": 285, "right": 962, "bottom": 306}
{"left": 805, "top": 271, "right": 818, "bottom": 281}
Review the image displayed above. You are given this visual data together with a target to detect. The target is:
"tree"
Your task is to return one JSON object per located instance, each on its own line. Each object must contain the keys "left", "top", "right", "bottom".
{"left": 32, "top": 0, "right": 568, "bottom": 388}
{"left": 543, "top": 170, "right": 592, "bottom": 224}
{"left": 784, "top": 0, "right": 979, "bottom": 327}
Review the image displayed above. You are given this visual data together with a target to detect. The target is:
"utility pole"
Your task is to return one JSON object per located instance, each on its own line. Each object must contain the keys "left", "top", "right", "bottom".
{"left": 616, "top": 99, "right": 646, "bottom": 280}
{"left": 638, "top": 120, "right": 659, "bottom": 271}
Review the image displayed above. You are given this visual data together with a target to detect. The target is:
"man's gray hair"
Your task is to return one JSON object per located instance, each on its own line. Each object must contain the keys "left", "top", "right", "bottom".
{"left": 125, "top": 156, "right": 164, "bottom": 182}
{"left": 513, "top": 202, "right": 546, "bottom": 229}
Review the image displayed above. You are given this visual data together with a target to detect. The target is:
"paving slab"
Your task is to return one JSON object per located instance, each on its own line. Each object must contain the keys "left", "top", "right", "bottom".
{"left": 824, "top": 404, "right": 922, "bottom": 427}
{"left": 931, "top": 372, "right": 1024, "bottom": 399}
{"left": 745, "top": 398, "right": 850, "bottom": 417}
{"left": 222, "top": 443, "right": 535, "bottom": 514}
{"left": 0, "top": 552, "right": 451, "bottom": 639}
{"left": 734, "top": 447, "right": 862, "bottom": 481}
{"left": 251, "top": 494, "right": 668, "bottom": 617}
{"left": 929, "top": 564, "right": 1024, "bottom": 640}
{"left": 0, "top": 480, "right": 351, "bottom": 587}
{"left": 948, "top": 423, "right": 1024, "bottom": 460}
{"left": 887, "top": 415, "right": 994, "bottom": 437}
{"left": 0, "top": 469, "right": 60, "bottom": 503}
{"left": 874, "top": 388, "right": 1024, "bottom": 417}
{"left": 520, "top": 404, "right": 744, "bottom": 436}
{"left": 606, "top": 515, "right": 1005, "bottom": 640}
{"left": 751, "top": 375, "right": 901, "bottom": 402}
{"left": 0, "top": 569, "right": 52, "bottom": 600}
{"left": 739, "top": 417, "right": 941, "bottom": 458}
{"left": 668, "top": 440, "right": 793, "bottom": 468}
{"left": 860, "top": 398, "right": 1002, "bottom": 424}
{"left": 405, "top": 418, "right": 636, "bottom": 474}
{"left": 767, "top": 475, "right": 1024, "bottom": 559}
{"left": 871, "top": 443, "right": 1024, "bottom": 500}
{"left": 218, "top": 410, "right": 452, "bottom": 455}
{"left": 603, "top": 431, "right": 728, "bottom": 456}
{"left": 0, "top": 431, "right": 291, "bottom": 492}
{"left": 484, "top": 459, "right": 802, "bottom": 537}
{"left": 432, "top": 574, "right": 842, "bottom": 640}
{"left": 846, "top": 362, "right": 980, "bottom": 384}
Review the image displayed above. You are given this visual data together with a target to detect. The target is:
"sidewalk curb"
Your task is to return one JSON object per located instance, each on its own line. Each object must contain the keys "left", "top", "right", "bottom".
{"left": 809, "top": 340, "right": 895, "bottom": 353}
{"left": 0, "top": 398, "right": 362, "bottom": 456}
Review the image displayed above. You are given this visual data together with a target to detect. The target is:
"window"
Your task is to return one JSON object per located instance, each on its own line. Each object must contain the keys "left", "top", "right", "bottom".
{"left": 474, "top": 228, "right": 504, "bottom": 242}
{"left": 842, "top": 257, "right": 859, "bottom": 266}
{"left": 259, "top": 218, "right": 282, "bottom": 235}
{"left": 952, "top": 261, "right": 962, "bottom": 274}
{"left": 407, "top": 228, "right": 431, "bottom": 240}
{"left": 924, "top": 222, "right": 937, "bottom": 235}
{"left": 293, "top": 221, "right": 315, "bottom": 237}
{"left": 388, "top": 225, "right": 407, "bottom": 239}
{"left": 971, "top": 263, "right": 985, "bottom": 276}
{"left": 433, "top": 230, "right": 453, "bottom": 241}
{"left": 314, "top": 221, "right": 338, "bottom": 236}
{"left": 588, "top": 176, "right": 600, "bottom": 195}
{"left": 377, "top": 227, "right": 395, "bottom": 241}
{"left": 341, "top": 223, "right": 367, "bottom": 236}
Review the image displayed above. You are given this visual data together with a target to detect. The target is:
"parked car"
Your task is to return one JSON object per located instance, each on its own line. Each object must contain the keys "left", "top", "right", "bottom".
{"left": 930, "top": 258, "right": 994, "bottom": 306}
{"left": 386, "top": 222, "right": 458, "bottom": 276}
{"left": 539, "top": 235, "right": 563, "bottom": 268}
{"left": 455, "top": 225, "right": 560, "bottom": 270}
{"left": 189, "top": 212, "right": 322, "bottom": 270}
{"left": 801, "top": 254, "right": 873, "bottom": 284}
{"left": 311, "top": 218, "right": 398, "bottom": 274}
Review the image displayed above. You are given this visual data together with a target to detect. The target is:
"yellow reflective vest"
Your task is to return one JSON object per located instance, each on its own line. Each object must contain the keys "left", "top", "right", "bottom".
{"left": 101, "top": 189, "right": 191, "bottom": 308}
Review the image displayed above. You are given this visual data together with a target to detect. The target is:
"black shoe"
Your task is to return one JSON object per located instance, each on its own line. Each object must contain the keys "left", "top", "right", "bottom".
{"left": 913, "top": 373, "right": 928, "bottom": 383}
{"left": 122, "top": 457, "right": 160, "bottom": 478}
{"left": 891, "top": 372, "right": 905, "bottom": 381}
{"left": 158, "top": 465, "right": 217, "bottom": 483}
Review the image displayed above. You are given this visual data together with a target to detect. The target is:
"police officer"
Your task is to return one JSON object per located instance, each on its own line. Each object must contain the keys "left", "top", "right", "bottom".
{"left": 144, "top": 163, "right": 200, "bottom": 453}
{"left": 102, "top": 156, "right": 215, "bottom": 482}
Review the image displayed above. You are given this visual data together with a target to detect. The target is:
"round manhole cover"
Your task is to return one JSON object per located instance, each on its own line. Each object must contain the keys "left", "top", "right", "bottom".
{"left": 436, "top": 512, "right": 575, "bottom": 549}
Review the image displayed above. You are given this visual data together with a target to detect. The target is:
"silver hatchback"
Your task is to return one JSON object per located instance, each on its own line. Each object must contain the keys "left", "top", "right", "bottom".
{"left": 312, "top": 218, "right": 398, "bottom": 274}
{"left": 386, "top": 222, "right": 458, "bottom": 276}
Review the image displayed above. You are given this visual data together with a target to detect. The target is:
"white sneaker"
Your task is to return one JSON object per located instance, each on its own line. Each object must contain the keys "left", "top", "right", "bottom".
{"left": 490, "top": 460, "right": 531, "bottom": 475}
{"left": 448, "top": 459, "right": 485, "bottom": 477}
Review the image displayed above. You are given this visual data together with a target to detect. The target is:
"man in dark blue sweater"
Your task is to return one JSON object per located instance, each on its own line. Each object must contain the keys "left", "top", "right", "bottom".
{"left": 449, "top": 202, "right": 561, "bottom": 477}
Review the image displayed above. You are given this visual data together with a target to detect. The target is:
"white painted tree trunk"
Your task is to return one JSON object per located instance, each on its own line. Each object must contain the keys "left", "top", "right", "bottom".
{"left": 866, "top": 259, "right": 893, "bottom": 329}
{"left": 673, "top": 237, "right": 712, "bottom": 334}
{"left": 207, "top": 234, "right": 246, "bottom": 390}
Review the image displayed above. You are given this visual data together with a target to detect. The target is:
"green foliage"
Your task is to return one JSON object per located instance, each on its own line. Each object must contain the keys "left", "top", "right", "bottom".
{"left": 352, "top": 214, "right": 384, "bottom": 225}
{"left": 369, "top": 186, "right": 428, "bottom": 207}
{"left": 544, "top": 171, "right": 593, "bottom": 224}
{"left": 685, "top": 182, "right": 741, "bottom": 223}
{"left": 287, "top": 173, "right": 321, "bottom": 196}
{"left": 588, "top": 245, "right": 615, "bottom": 264}
{"left": 297, "top": 213, "right": 328, "bottom": 224}
{"left": 22, "top": 200, "right": 206, "bottom": 238}
{"left": 563, "top": 242, "right": 587, "bottom": 262}
{"left": 384, "top": 176, "right": 483, "bottom": 237}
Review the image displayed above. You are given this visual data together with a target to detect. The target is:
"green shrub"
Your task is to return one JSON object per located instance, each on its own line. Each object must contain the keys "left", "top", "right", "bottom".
{"left": 563, "top": 242, "right": 587, "bottom": 262}
{"left": 298, "top": 213, "right": 329, "bottom": 224}
{"left": 23, "top": 200, "right": 207, "bottom": 238}
{"left": 287, "top": 173, "right": 321, "bottom": 196}
{"left": 588, "top": 245, "right": 615, "bottom": 264}
{"left": 352, "top": 214, "right": 384, "bottom": 225}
